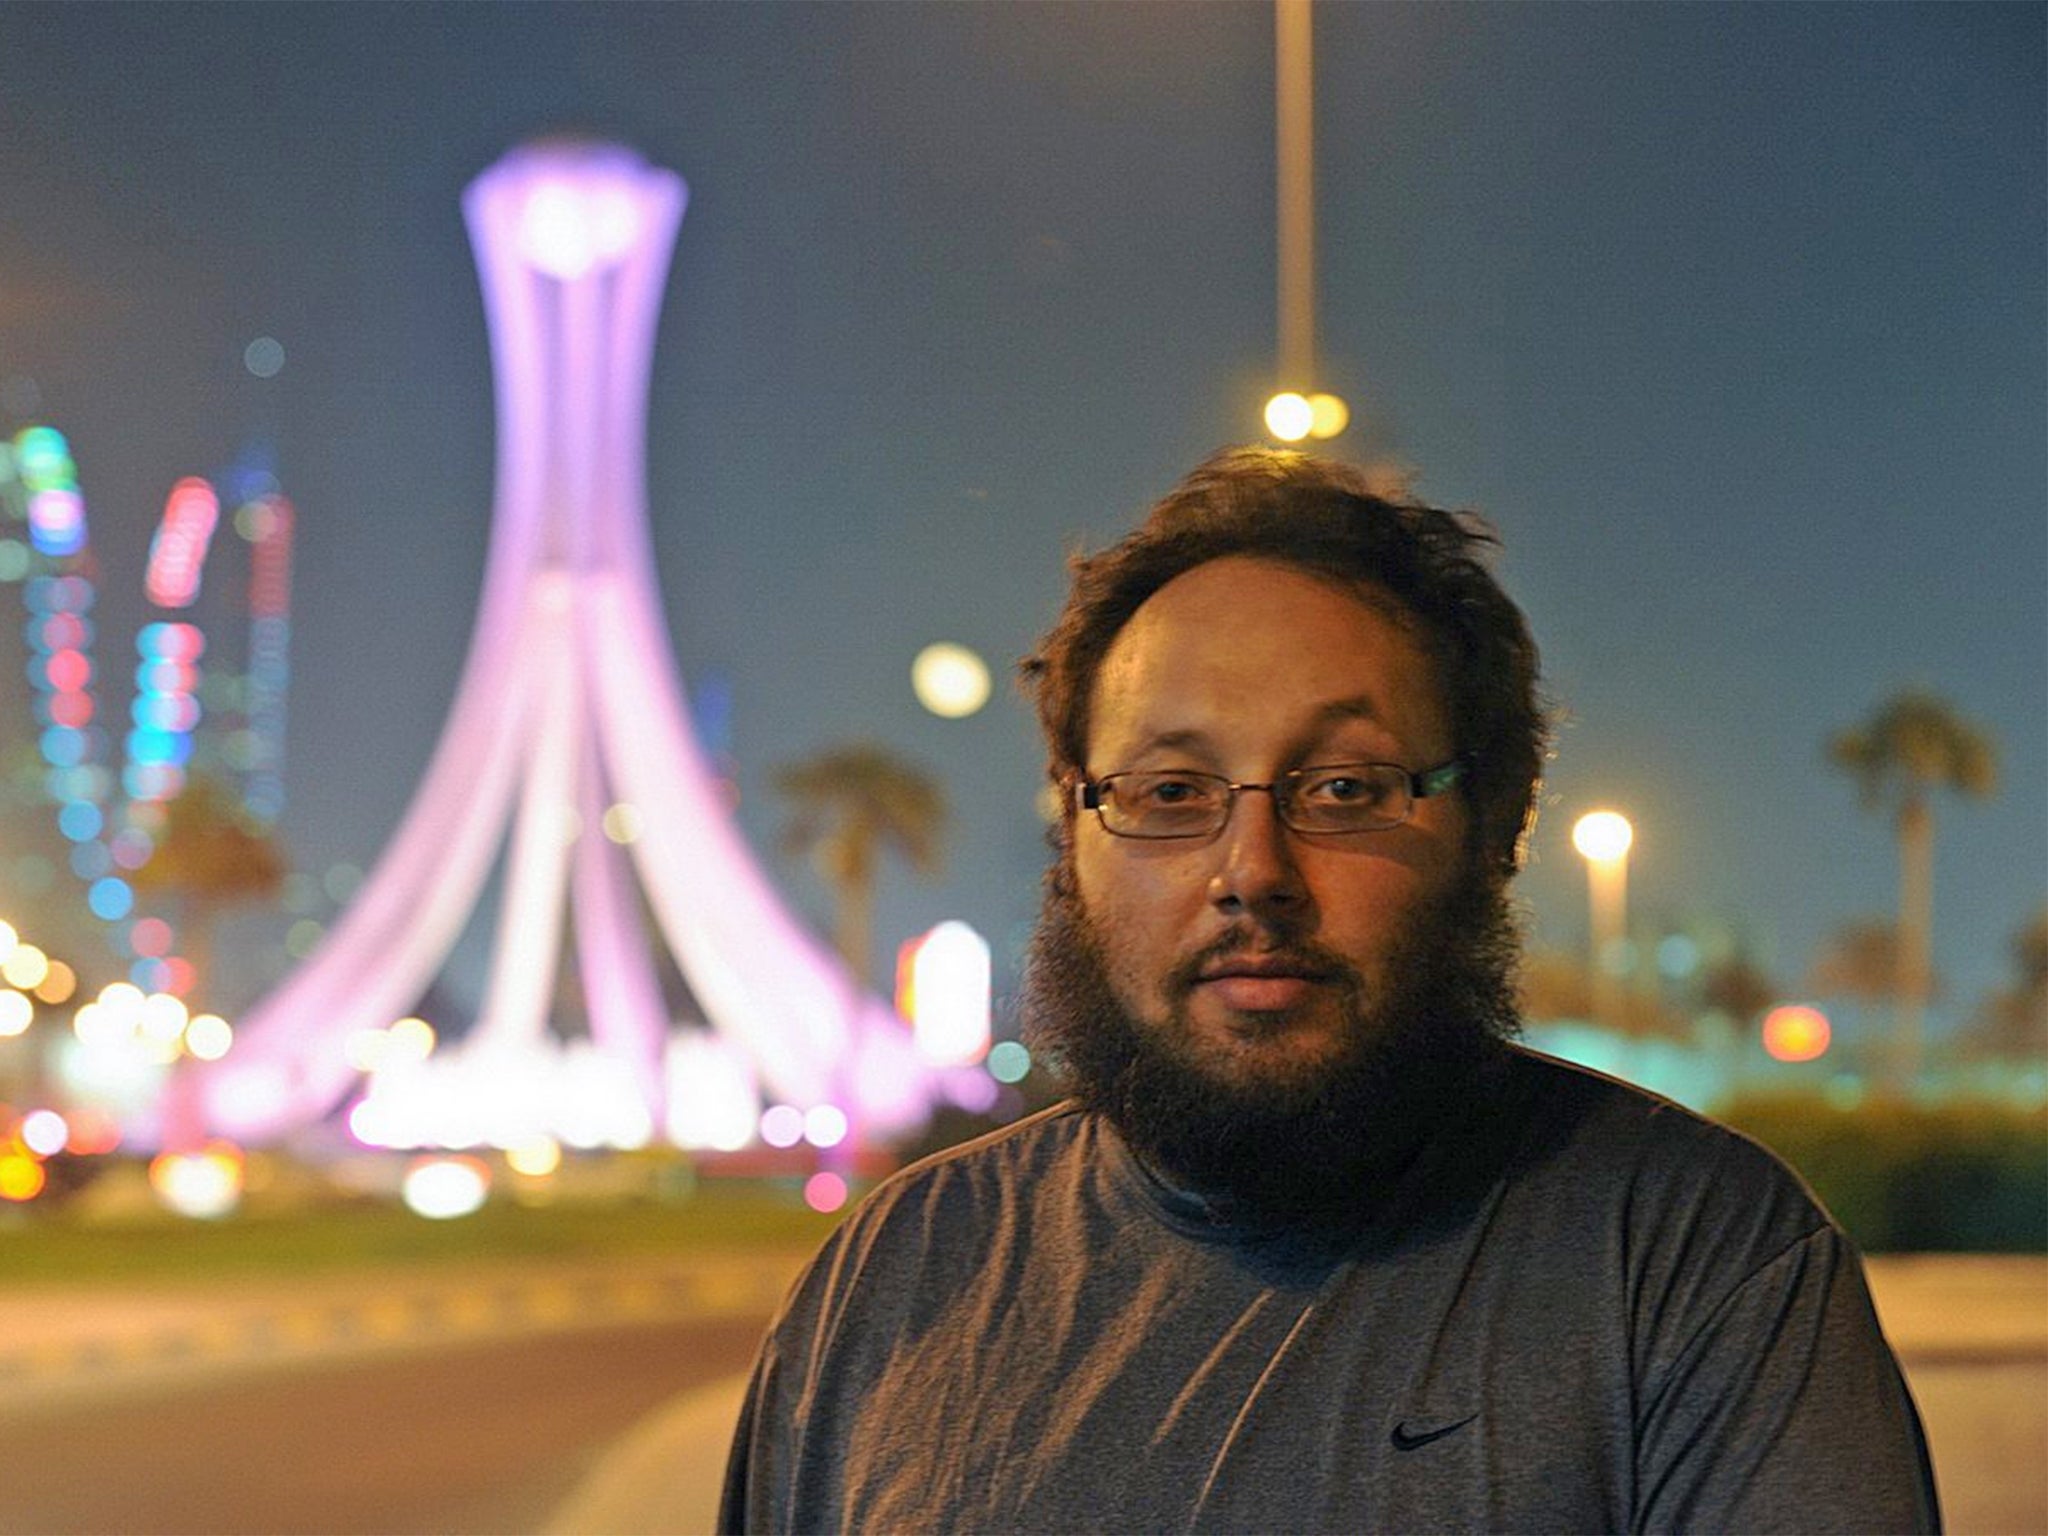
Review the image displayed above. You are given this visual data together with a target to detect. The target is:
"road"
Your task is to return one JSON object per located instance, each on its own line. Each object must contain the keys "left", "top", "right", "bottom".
{"left": 1909, "top": 1357, "right": 2048, "bottom": 1536}
{"left": 0, "top": 1315, "right": 766, "bottom": 1536}
{"left": 2, "top": 1255, "right": 2039, "bottom": 1535}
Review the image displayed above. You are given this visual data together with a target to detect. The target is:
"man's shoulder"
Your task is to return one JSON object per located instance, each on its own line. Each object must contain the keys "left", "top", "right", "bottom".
{"left": 1497, "top": 1044, "right": 1833, "bottom": 1236}
{"left": 886, "top": 1098, "right": 1092, "bottom": 1186}
{"left": 768, "top": 1102, "right": 1095, "bottom": 1336}
{"left": 1500, "top": 1041, "right": 1811, "bottom": 1177}
{"left": 837, "top": 1099, "right": 1095, "bottom": 1236}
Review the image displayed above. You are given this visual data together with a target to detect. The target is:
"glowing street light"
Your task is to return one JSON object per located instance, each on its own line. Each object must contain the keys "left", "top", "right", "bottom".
{"left": 911, "top": 642, "right": 991, "bottom": 719}
{"left": 1264, "top": 392, "right": 1314, "bottom": 442}
{"left": 1572, "top": 810, "right": 1634, "bottom": 1030}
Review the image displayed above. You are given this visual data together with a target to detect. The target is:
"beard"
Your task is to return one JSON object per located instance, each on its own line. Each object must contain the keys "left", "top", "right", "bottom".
{"left": 1021, "top": 860, "right": 1522, "bottom": 1235}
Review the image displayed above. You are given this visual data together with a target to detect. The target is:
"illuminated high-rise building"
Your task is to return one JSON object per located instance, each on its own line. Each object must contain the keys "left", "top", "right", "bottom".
{"left": 192, "top": 141, "right": 939, "bottom": 1146}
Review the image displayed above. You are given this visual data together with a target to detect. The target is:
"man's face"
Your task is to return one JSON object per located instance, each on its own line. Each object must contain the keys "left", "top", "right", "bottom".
{"left": 1071, "top": 555, "right": 1470, "bottom": 1094}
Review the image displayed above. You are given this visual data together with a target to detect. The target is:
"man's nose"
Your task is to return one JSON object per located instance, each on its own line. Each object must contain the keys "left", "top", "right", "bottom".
{"left": 1206, "top": 787, "right": 1308, "bottom": 919}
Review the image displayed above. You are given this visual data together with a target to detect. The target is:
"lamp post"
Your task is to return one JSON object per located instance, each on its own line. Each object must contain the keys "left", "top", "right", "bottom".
{"left": 1263, "top": 0, "right": 1347, "bottom": 443}
{"left": 1572, "top": 810, "right": 1633, "bottom": 1031}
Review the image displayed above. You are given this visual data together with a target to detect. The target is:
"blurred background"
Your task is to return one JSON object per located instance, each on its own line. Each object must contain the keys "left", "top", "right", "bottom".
{"left": 0, "top": 4, "right": 2040, "bottom": 1532}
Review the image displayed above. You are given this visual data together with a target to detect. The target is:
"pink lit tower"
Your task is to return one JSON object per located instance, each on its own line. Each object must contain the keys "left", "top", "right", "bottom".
{"left": 189, "top": 141, "right": 941, "bottom": 1148}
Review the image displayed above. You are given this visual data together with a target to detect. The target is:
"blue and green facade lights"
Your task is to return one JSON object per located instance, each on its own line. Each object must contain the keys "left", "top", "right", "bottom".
{"left": 15, "top": 426, "right": 87, "bottom": 558}
{"left": 125, "top": 621, "right": 204, "bottom": 806}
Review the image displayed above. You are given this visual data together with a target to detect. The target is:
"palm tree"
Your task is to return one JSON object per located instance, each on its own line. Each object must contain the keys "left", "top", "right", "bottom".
{"left": 774, "top": 743, "right": 946, "bottom": 988}
{"left": 1962, "top": 908, "right": 2048, "bottom": 1063}
{"left": 1827, "top": 688, "right": 1997, "bottom": 1085}
{"left": 128, "top": 773, "right": 289, "bottom": 1010}
{"left": 1809, "top": 918, "right": 1942, "bottom": 1078}
{"left": 1810, "top": 919, "right": 1912, "bottom": 1005}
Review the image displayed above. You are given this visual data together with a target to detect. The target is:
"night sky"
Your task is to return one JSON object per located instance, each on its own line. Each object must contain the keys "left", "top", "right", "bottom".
{"left": 1, "top": 3, "right": 2041, "bottom": 1043}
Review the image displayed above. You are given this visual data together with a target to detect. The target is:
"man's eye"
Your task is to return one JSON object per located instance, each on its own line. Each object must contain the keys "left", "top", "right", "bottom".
{"left": 1302, "top": 770, "right": 1389, "bottom": 805}
{"left": 1119, "top": 774, "right": 1221, "bottom": 810}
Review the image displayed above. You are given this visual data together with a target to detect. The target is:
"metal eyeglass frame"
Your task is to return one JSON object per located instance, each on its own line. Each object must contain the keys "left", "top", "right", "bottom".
{"left": 1075, "top": 758, "right": 1468, "bottom": 840}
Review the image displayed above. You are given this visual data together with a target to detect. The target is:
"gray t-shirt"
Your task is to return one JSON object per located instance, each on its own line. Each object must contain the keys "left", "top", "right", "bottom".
{"left": 720, "top": 1047, "right": 1939, "bottom": 1534}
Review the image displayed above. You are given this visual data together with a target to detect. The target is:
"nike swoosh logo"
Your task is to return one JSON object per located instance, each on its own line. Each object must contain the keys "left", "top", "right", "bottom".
{"left": 1390, "top": 1413, "right": 1478, "bottom": 1451}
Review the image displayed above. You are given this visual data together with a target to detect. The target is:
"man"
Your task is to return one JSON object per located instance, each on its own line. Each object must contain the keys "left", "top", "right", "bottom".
{"left": 720, "top": 449, "right": 1939, "bottom": 1533}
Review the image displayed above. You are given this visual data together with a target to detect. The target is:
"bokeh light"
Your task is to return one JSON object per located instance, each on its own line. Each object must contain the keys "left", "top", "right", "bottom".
{"left": 0, "top": 1154, "right": 45, "bottom": 1202}
{"left": 99, "top": 981, "right": 145, "bottom": 1018}
{"left": 87, "top": 876, "right": 132, "bottom": 921}
{"left": 71, "top": 1002, "right": 118, "bottom": 1046}
{"left": 149, "top": 1143, "right": 245, "bottom": 1219}
{"left": 184, "top": 1013, "right": 234, "bottom": 1061}
{"left": 66, "top": 1107, "right": 120, "bottom": 1155}
{"left": 110, "top": 828, "right": 154, "bottom": 870}
{"left": 139, "top": 991, "right": 190, "bottom": 1044}
{"left": 130, "top": 917, "right": 174, "bottom": 958}
{"left": 1572, "top": 810, "right": 1634, "bottom": 863}
{"left": 322, "top": 862, "right": 364, "bottom": 902}
{"left": 987, "top": 1040, "right": 1032, "bottom": 1084}
{"left": 402, "top": 1155, "right": 491, "bottom": 1219}
{"left": 911, "top": 642, "right": 991, "bottom": 719}
{"left": 1762, "top": 1004, "right": 1832, "bottom": 1063}
{"left": 803, "top": 1103, "right": 849, "bottom": 1149}
{"left": 760, "top": 1103, "right": 805, "bottom": 1149}
{"left": 1656, "top": 934, "right": 1701, "bottom": 979}
{"left": 386, "top": 1016, "right": 436, "bottom": 1063}
{"left": 243, "top": 336, "right": 286, "bottom": 378}
{"left": 2, "top": 944, "right": 49, "bottom": 991}
{"left": 34, "top": 960, "right": 76, "bottom": 1005}
{"left": 505, "top": 1136, "right": 562, "bottom": 1177}
{"left": 1263, "top": 391, "right": 1313, "bottom": 442}
{"left": 20, "top": 1109, "right": 68, "bottom": 1157}
{"left": 803, "top": 1171, "right": 848, "bottom": 1213}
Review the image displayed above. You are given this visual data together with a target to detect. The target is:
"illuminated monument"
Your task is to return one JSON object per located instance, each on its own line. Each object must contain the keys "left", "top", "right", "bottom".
{"left": 194, "top": 142, "right": 939, "bottom": 1147}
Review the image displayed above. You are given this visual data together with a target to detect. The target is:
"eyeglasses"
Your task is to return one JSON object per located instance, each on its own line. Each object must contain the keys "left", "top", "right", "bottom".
{"left": 1076, "top": 759, "right": 1466, "bottom": 840}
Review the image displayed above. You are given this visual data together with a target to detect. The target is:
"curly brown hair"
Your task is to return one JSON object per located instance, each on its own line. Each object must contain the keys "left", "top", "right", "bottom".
{"left": 1020, "top": 447, "right": 1549, "bottom": 880}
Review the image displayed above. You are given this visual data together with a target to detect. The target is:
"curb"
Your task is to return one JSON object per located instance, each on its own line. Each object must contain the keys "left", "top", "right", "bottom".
{"left": 1, "top": 1261, "right": 793, "bottom": 1414}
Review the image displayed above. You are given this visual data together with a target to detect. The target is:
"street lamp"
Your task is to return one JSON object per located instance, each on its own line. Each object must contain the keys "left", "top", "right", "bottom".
{"left": 1571, "top": 810, "right": 1633, "bottom": 1030}
{"left": 1265, "top": 0, "right": 1349, "bottom": 444}
{"left": 1262, "top": 389, "right": 1350, "bottom": 444}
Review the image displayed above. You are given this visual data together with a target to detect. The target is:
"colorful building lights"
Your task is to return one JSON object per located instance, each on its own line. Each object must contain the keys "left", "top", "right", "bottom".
{"left": 15, "top": 427, "right": 87, "bottom": 557}
{"left": 124, "top": 621, "right": 204, "bottom": 805}
{"left": 144, "top": 478, "right": 221, "bottom": 608}
{"left": 22, "top": 563, "right": 121, "bottom": 933}
{"left": 2, "top": 418, "right": 304, "bottom": 1018}
{"left": 240, "top": 494, "right": 293, "bottom": 821}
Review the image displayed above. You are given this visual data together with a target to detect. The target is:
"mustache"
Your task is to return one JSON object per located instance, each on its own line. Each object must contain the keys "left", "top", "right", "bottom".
{"left": 1163, "top": 929, "right": 1364, "bottom": 1000}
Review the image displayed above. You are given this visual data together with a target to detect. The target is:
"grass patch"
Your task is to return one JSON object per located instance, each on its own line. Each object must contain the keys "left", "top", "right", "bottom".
{"left": 0, "top": 1174, "right": 847, "bottom": 1287}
